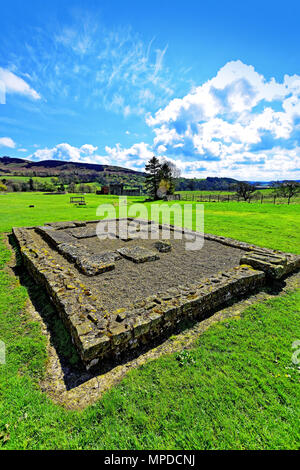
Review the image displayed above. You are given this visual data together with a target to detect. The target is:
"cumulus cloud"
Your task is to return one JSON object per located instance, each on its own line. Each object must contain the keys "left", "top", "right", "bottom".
{"left": 80, "top": 144, "right": 98, "bottom": 155}
{"left": 105, "top": 142, "right": 153, "bottom": 168}
{"left": 145, "top": 60, "right": 300, "bottom": 180}
{"left": 0, "top": 68, "right": 40, "bottom": 100}
{"left": 28, "top": 141, "right": 156, "bottom": 170}
{"left": 0, "top": 137, "right": 16, "bottom": 148}
{"left": 29, "top": 143, "right": 110, "bottom": 165}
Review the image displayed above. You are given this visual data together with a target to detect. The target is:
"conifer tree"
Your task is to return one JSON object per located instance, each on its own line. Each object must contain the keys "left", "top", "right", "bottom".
{"left": 145, "top": 156, "right": 162, "bottom": 200}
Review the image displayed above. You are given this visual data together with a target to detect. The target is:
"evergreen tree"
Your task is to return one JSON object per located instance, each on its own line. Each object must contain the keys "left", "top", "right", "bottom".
{"left": 145, "top": 156, "right": 162, "bottom": 200}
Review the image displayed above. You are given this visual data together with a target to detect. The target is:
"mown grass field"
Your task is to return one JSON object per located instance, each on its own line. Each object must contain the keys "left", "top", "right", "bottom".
{"left": 0, "top": 192, "right": 299, "bottom": 253}
{"left": 0, "top": 192, "right": 299, "bottom": 449}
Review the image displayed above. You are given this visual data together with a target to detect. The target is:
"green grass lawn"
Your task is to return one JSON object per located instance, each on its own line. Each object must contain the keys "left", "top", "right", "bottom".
{"left": 0, "top": 192, "right": 142, "bottom": 232}
{"left": 0, "top": 192, "right": 299, "bottom": 253}
{"left": 146, "top": 199, "right": 300, "bottom": 254}
{"left": 0, "top": 192, "right": 299, "bottom": 449}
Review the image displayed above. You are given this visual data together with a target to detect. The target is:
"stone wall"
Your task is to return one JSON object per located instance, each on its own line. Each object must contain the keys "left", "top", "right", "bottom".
{"left": 12, "top": 219, "right": 300, "bottom": 370}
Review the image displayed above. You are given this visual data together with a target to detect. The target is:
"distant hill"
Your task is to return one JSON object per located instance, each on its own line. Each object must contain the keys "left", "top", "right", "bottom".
{"left": 0, "top": 155, "right": 146, "bottom": 188}
{"left": 0, "top": 156, "right": 144, "bottom": 177}
{"left": 176, "top": 176, "right": 239, "bottom": 191}
{"left": 0, "top": 155, "right": 239, "bottom": 191}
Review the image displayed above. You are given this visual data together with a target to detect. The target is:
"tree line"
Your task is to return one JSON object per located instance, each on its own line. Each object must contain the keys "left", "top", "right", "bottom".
{"left": 144, "top": 156, "right": 300, "bottom": 204}
{"left": 234, "top": 181, "right": 300, "bottom": 204}
{"left": 0, "top": 177, "right": 97, "bottom": 193}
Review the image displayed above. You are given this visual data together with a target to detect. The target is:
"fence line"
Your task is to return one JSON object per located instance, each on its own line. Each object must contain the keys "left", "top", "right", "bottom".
{"left": 178, "top": 193, "right": 299, "bottom": 204}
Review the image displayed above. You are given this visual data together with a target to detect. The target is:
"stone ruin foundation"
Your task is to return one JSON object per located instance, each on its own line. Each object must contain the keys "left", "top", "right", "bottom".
{"left": 13, "top": 218, "right": 300, "bottom": 370}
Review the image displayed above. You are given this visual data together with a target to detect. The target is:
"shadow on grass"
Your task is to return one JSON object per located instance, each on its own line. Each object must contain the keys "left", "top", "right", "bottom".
{"left": 7, "top": 233, "right": 292, "bottom": 391}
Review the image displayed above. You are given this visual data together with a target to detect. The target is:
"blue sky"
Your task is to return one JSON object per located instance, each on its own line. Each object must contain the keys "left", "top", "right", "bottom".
{"left": 0, "top": 0, "right": 300, "bottom": 181}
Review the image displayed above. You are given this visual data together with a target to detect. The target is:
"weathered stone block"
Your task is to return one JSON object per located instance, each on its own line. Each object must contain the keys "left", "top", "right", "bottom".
{"left": 240, "top": 252, "right": 286, "bottom": 279}
{"left": 75, "top": 254, "right": 115, "bottom": 276}
{"left": 154, "top": 240, "right": 172, "bottom": 252}
{"left": 71, "top": 227, "right": 97, "bottom": 239}
{"left": 80, "top": 333, "right": 111, "bottom": 362}
{"left": 76, "top": 321, "right": 94, "bottom": 337}
{"left": 45, "top": 221, "right": 86, "bottom": 230}
{"left": 57, "top": 243, "right": 84, "bottom": 263}
{"left": 110, "top": 323, "right": 132, "bottom": 346}
{"left": 132, "top": 316, "right": 153, "bottom": 338}
{"left": 117, "top": 246, "right": 160, "bottom": 263}
{"left": 36, "top": 226, "right": 73, "bottom": 246}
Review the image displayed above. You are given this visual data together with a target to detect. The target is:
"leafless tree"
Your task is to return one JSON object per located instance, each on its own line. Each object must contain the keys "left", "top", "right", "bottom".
{"left": 272, "top": 181, "right": 300, "bottom": 204}
{"left": 235, "top": 182, "right": 256, "bottom": 201}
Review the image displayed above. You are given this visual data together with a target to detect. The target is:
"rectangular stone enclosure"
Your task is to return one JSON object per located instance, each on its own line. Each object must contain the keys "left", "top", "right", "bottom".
{"left": 13, "top": 218, "right": 300, "bottom": 370}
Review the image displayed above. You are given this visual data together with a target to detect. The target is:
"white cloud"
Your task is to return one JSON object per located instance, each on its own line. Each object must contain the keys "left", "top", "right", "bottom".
{"left": 147, "top": 60, "right": 293, "bottom": 128}
{"left": 105, "top": 142, "right": 153, "bottom": 168}
{"left": 80, "top": 144, "right": 98, "bottom": 155}
{"left": 28, "top": 141, "right": 155, "bottom": 169}
{"left": 165, "top": 146, "right": 300, "bottom": 181}
{"left": 0, "top": 137, "right": 16, "bottom": 148}
{"left": 0, "top": 68, "right": 40, "bottom": 100}
{"left": 151, "top": 45, "right": 168, "bottom": 83}
{"left": 29, "top": 143, "right": 109, "bottom": 165}
{"left": 145, "top": 60, "right": 300, "bottom": 180}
